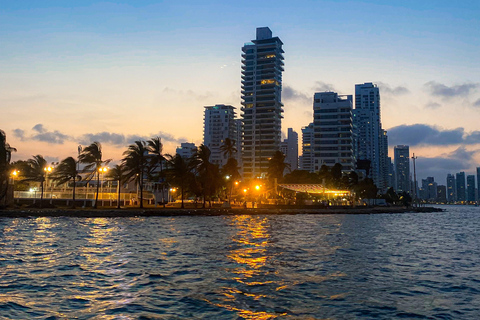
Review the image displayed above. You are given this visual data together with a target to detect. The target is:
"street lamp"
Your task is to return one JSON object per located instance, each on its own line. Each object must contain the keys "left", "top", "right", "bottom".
{"left": 169, "top": 187, "right": 176, "bottom": 202}
{"left": 44, "top": 166, "right": 52, "bottom": 203}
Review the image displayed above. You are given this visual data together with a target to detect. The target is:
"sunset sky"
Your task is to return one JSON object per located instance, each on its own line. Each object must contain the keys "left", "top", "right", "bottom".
{"left": 1, "top": 0, "right": 479, "bottom": 183}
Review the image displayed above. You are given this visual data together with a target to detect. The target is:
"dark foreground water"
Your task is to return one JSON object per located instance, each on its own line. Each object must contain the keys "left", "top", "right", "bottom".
{"left": 1, "top": 206, "right": 479, "bottom": 319}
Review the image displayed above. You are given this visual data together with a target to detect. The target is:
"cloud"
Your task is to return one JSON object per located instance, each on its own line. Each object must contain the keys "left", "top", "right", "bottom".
{"left": 32, "top": 124, "right": 46, "bottom": 133}
{"left": 13, "top": 125, "right": 185, "bottom": 147}
{"left": 425, "top": 102, "right": 441, "bottom": 109}
{"left": 12, "top": 129, "right": 25, "bottom": 141}
{"left": 388, "top": 124, "right": 464, "bottom": 146}
{"left": 424, "top": 81, "right": 479, "bottom": 98}
{"left": 416, "top": 147, "right": 477, "bottom": 182}
{"left": 282, "top": 85, "right": 310, "bottom": 103}
{"left": 312, "top": 81, "right": 336, "bottom": 92}
{"left": 376, "top": 82, "right": 409, "bottom": 96}
{"left": 473, "top": 99, "right": 480, "bottom": 107}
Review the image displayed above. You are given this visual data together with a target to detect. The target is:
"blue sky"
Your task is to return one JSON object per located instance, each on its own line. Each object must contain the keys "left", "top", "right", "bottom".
{"left": 1, "top": 0, "right": 479, "bottom": 182}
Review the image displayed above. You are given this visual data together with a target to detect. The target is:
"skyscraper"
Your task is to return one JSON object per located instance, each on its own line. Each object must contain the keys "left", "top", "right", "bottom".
{"left": 456, "top": 172, "right": 466, "bottom": 202}
{"left": 394, "top": 145, "right": 410, "bottom": 194}
{"left": 476, "top": 167, "right": 480, "bottom": 200}
{"left": 300, "top": 123, "right": 314, "bottom": 172}
{"left": 203, "top": 104, "right": 237, "bottom": 167}
{"left": 313, "top": 92, "right": 354, "bottom": 172}
{"left": 353, "top": 82, "right": 388, "bottom": 191}
{"left": 279, "top": 128, "right": 298, "bottom": 173}
{"left": 467, "top": 175, "right": 476, "bottom": 202}
{"left": 241, "top": 27, "right": 284, "bottom": 180}
{"left": 446, "top": 173, "right": 456, "bottom": 202}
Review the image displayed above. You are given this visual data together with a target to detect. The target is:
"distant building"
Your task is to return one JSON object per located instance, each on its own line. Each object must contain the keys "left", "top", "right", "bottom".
{"left": 313, "top": 92, "right": 354, "bottom": 172}
{"left": 241, "top": 27, "right": 284, "bottom": 180}
{"left": 300, "top": 123, "right": 314, "bottom": 172}
{"left": 176, "top": 142, "right": 197, "bottom": 159}
{"left": 446, "top": 173, "right": 456, "bottom": 202}
{"left": 437, "top": 185, "right": 447, "bottom": 202}
{"left": 203, "top": 104, "right": 237, "bottom": 167}
{"left": 394, "top": 145, "right": 410, "bottom": 194}
{"left": 456, "top": 172, "right": 466, "bottom": 202}
{"left": 477, "top": 167, "right": 480, "bottom": 200}
{"left": 387, "top": 157, "right": 395, "bottom": 189}
{"left": 467, "top": 175, "right": 476, "bottom": 202}
{"left": 421, "top": 177, "right": 436, "bottom": 201}
{"left": 280, "top": 128, "right": 298, "bottom": 173}
{"left": 353, "top": 82, "right": 388, "bottom": 191}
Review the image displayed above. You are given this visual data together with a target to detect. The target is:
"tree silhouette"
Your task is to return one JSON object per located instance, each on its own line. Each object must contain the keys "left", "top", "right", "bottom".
{"left": 0, "top": 130, "right": 16, "bottom": 205}
{"left": 51, "top": 157, "right": 81, "bottom": 208}
{"left": 107, "top": 164, "right": 125, "bottom": 209}
{"left": 166, "top": 154, "right": 193, "bottom": 208}
{"left": 219, "top": 138, "right": 237, "bottom": 161}
{"left": 79, "top": 142, "right": 110, "bottom": 208}
{"left": 122, "top": 140, "right": 150, "bottom": 208}
{"left": 20, "top": 155, "right": 47, "bottom": 207}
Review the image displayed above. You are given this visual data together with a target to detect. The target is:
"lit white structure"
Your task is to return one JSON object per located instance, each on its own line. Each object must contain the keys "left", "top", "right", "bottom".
{"left": 313, "top": 92, "right": 354, "bottom": 172}
{"left": 280, "top": 128, "right": 298, "bottom": 173}
{"left": 203, "top": 104, "right": 237, "bottom": 167}
{"left": 241, "top": 27, "right": 284, "bottom": 180}
{"left": 353, "top": 82, "right": 388, "bottom": 191}
{"left": 300, "top": 123, "right": 314, "bottom": 172}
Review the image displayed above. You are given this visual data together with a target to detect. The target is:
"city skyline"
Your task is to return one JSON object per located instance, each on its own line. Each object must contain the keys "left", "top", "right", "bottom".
{"left": 1, "top": 0, "right": 479, "bottom": 183}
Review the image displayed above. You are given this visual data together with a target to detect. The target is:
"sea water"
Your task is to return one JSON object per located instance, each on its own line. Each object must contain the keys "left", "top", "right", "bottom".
{"left": 1, "top": 205, "right": 479, "bottom": 319}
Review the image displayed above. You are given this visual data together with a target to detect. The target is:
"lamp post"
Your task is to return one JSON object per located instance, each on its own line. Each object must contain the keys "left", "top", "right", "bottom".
{"left": 98, "top": 167, "right": 108, "bottom": 202}
{"left": 44, "top": 166, "right": 52, "bottom": 205}
{"left": 412, "top": 153, "right": 418, "bottom": 207}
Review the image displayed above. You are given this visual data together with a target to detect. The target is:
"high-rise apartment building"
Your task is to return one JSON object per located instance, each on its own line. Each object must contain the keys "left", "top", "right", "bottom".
{"left": 280, "top": 128, "right": 298, "bottom": 173}
{"left": 300, "top": 123, "right": 314, "bottom": 172}
{"left": 446, "top": 173, "right": 456, "bottom": 202}
{"left": 456, "top": 172, "right": 466, "bottom": 202}
{"left": 313, "top": 92, "right": 354, "bottom": 172}
{"left": 353, "top": 82, "right": 388, "bottom": 191}
{"left": 203, "top": 104, "right": 237, "bottom": 167}
{"left": 394, "top": 145, "right": 410, "bottom": 194}
{"left": 176, "top": 142, "right": 197, "bottom": 159}
{"left": 467, "top": 175, "right": 476, "bottom": 202}
{"left": 241, "top": 27, "right": 284, "bottom": 180}
{"left": 476, "top": 167, "right": 480, "bottom": 200}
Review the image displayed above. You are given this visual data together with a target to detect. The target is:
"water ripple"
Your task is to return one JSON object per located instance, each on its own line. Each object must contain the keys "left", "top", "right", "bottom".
{"left": 0, "top": 206, "right": 480, "bottom": 318}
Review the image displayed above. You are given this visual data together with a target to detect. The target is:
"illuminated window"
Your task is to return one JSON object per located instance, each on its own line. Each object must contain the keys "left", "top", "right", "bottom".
{"left": 261, "top": 79, "right": 275, "bottom": 85}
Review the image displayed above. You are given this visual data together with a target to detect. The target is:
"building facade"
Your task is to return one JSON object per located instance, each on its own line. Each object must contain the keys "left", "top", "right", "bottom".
{"left": 203, "top": 104, "right": 237, "bottom": 167}
{"left": 313, "top": 92, "right": 354, "bottom": 172}
{"left": 467, "top": 175, "right": 476, "bottom": 202}
{"left": 300, "top": 123, "right": 314, "bottom": 172}
{"left": 456, "top": 172, "right": 466, "bottom": 202}
{"left": 280, "top": 128, "right": 298, "bottom": 172}
{"left": 446, "top": 173, "right": 456, "bottom": 202}
{"left": 241, "top": 27, "right": 284, "bottom": 180}
{"left": 394, "top": 145, "right": 410, "bottom": 194}
{"left": 176, "top": 142, "right": 197, "bottom": 159}
{"left": 353, "top": 82, "right": 388, "bottom": 191}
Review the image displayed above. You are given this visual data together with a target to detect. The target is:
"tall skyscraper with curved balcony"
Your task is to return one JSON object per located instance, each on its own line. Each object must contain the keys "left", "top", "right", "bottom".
{"left": 241, "top": 27, "right": 284, "bottom": 180}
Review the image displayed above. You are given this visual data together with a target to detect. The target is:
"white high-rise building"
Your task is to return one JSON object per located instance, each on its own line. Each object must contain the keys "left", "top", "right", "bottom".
{"left": 353, "top": 82, "right": 388, "bottom": 191}
{"left": 241, "top": 27, "right": 284, "bottom": 180}
{"left": 313, "top": 92, "right": 354, "bottom": 172}
{"left": 176, "top": 142, "right": 197, "bottom": 159}
{"left": 280, "top": 128, "right": 298, "bottom": 173}
{"left": 203, "top": 104, "right": 237, "bottom": 167}
{"left": 300, "top": 123, "right": 314, "bottom": 172}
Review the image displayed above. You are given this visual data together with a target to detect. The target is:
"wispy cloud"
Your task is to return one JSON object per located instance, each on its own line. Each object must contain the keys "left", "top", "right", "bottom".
{"left": 282, "top": 85, "right": 310, "bottom": 104}
{"left": 12, "top": 125, "right": 185, "bottom": 147}
{"left": 425, "top": 101, "right": 441, "bottom": 109}
{"left": 424, "top": 81, "right": 479, "bottom": 98}
{"left": 312, "top": 81, "right": 336, "bottom": 92}
{"left": 376, "top": 82, "right": 409, "bottom": 96}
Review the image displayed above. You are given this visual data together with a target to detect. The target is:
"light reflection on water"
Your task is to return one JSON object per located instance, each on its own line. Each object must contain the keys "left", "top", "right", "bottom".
{"left": 1, "top": 207, "right": 480, "bottom": 319}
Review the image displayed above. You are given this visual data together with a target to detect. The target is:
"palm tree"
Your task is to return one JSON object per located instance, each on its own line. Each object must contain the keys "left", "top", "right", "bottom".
{"left": 219, "top": 138, "right": 237, "bottom": 161}
{"left": 20, "top": 155, "right": 47, "bottom": 207}
{"left": 192, "top": 144, "right": 214, "bottom": 208}
{"left": 0, "top": 130, "right": 16, "bottom": 205}
{"left": 122, "top": 140, "right": 149, "bottom": 208}
{"left": 268, "top": 151, "right": 289, "bottom": 182}
{"left": 166, "top": 154, "right": 192, "bottom": 209}
{"left": 51, "top": 157, "right": 81, "bottom": 208}
{"left": 78, "top": 142, "right": 110, "bottom": 208}
{"left": 147, "top": 136, "right": 166, "bottom": 204}
{"left": 221, "top": 157, "right": 240, "bottom": 204}
{"left": 107, "top": 164, "right": 125, "bottom": 209}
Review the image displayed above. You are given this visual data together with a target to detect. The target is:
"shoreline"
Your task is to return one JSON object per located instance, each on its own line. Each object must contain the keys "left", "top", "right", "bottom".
{"left": 0, "top": 206, "right": 444, "bottom": 218}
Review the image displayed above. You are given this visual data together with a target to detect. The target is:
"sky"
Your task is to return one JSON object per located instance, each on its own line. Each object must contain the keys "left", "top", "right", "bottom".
{"left": 1, "top": 0, "right": 479, "bottom": 183}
